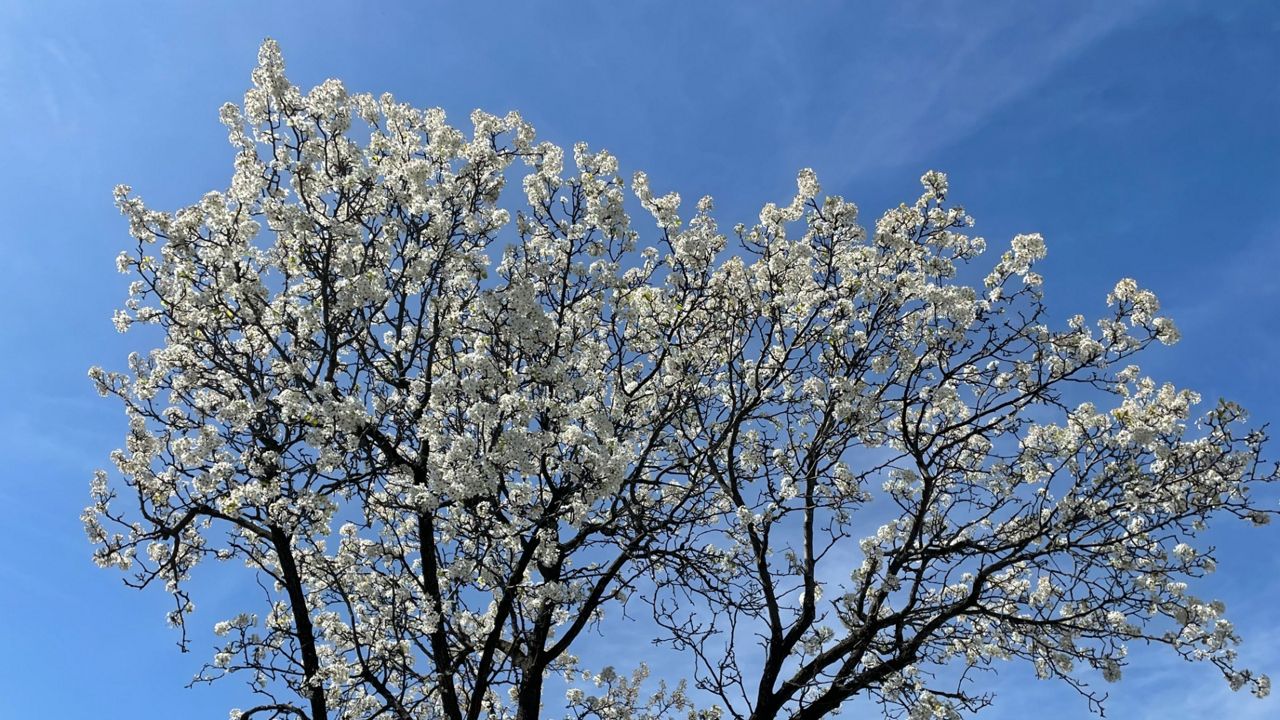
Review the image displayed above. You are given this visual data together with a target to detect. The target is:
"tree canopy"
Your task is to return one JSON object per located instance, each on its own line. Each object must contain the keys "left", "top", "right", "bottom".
{"left": 88, "top": 40, "right": 1277, "bottom": 720}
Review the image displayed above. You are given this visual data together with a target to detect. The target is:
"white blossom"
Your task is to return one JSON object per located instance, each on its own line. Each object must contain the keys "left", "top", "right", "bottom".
{"left": 87, "top": 40, "right": 1279, "bottom": 720}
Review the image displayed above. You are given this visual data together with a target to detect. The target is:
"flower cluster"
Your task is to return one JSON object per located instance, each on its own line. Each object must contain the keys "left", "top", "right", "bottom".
{"left": 88, "top": 40, "right": 1277, "bottom": 720}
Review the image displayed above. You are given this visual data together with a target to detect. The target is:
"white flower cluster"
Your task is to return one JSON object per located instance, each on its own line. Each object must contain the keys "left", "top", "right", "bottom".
{"left": 86, "top": 40, "right": 1277, "bottom": 720}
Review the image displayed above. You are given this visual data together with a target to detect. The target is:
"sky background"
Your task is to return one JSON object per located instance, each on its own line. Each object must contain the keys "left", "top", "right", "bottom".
{"left": 1, "top": 1, "right": 1278, "bottom": 718}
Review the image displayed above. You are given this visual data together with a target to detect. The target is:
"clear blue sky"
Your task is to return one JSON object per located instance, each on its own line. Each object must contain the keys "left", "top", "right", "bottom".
{"left": 1, "top": 1, "right": 1277, "bottom": 718}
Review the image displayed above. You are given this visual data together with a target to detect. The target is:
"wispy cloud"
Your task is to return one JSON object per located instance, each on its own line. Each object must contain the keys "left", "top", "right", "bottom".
{"left": 796, "top": 1, "right": 1161, "bottom": 182}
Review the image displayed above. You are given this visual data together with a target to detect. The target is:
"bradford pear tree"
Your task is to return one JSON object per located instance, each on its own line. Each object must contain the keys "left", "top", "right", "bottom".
{"left": 87, "top": 40, "right": 1277, "bottom": 720}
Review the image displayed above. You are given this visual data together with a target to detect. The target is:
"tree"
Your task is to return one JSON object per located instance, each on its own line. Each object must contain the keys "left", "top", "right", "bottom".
{"left": 87, "top": 40, "right": 1277, "bottom": 720}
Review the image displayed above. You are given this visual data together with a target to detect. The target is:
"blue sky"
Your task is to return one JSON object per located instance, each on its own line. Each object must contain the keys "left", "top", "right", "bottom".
{"left": 1, "top": 1, "right": 1277, "bottom": 717}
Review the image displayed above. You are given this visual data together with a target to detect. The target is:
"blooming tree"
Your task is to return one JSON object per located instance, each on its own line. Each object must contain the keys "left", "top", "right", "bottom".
{"left": 87, "top": 41, "right": 1278, "bottom": 720}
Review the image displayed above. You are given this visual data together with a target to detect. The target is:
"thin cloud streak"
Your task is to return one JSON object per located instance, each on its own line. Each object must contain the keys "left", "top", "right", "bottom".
{"left": 798, "top": 1, "right": 1161, "bottom": 183}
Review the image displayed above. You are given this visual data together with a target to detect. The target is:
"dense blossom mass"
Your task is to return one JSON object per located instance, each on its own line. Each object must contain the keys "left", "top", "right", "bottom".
{"left": 87, "top": 40, "right": 1277, "bottom": 720}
